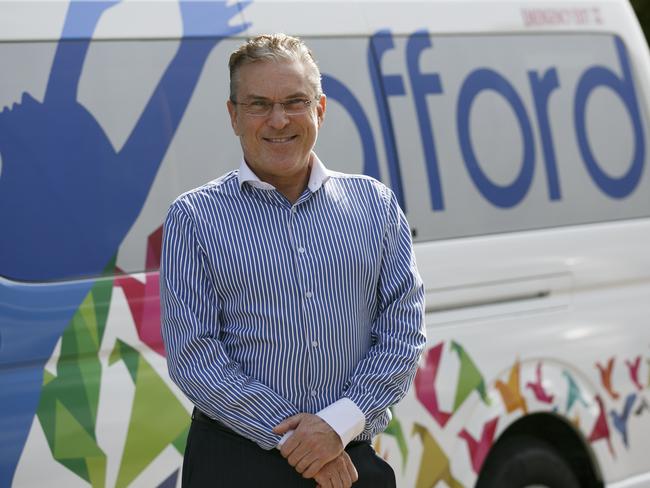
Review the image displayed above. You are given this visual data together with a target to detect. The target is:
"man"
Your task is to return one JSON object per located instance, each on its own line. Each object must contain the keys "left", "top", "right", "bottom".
{"left": 161, "top": 33, "right": 425, "bottom": 488}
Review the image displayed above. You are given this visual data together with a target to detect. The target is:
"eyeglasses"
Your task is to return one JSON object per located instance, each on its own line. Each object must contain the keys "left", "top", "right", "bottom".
{"left": 231, "top": 98, "right": 317, "bottom": 117}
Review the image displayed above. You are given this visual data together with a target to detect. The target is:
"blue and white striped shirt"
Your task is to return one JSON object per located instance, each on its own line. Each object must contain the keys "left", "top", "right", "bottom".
{"left": 161, "top": 155, "right": 425, "bottom": 450}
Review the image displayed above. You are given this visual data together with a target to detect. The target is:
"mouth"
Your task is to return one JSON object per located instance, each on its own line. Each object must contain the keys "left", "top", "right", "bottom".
{"left": 263, "top": 135, "right": 297, "bottom": 144}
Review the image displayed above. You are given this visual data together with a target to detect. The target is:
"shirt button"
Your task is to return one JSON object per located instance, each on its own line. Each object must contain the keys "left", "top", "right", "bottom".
{"left": 311, "top": 340, "right": 319, "bottom": 348}
{"left": 311, "top": 390, "right": 317, "bottom": 397}
{"left": 291, "top": 207, "right": 297, "bottom": 214}
{"left": 298, "top": 247, "right": 306, "bottom": 254}
{"left": 305, "top": 291, "right": 313, "bottom": 299}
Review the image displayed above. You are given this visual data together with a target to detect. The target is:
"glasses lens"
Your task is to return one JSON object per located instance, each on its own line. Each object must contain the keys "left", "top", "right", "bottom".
{"left": 245, "top": 101, "right": 271, "bottom": 116}
{"left": 284, "top": 99, "right": 311, "bottom": 115}
{"left": 239, "top": 99, "right": 313, "bottom": 116}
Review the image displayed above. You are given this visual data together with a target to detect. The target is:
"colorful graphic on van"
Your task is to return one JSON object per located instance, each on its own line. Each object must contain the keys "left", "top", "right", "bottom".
{"left": 0, "top": 1, "right": 249, "bottom": 486}
{"left": 378, "top": 342, "right": 650, "bottom": 486}
{"left": 36, "top": 268, "right": 114, "bottom": 487}
{"left": 108, "top": 339, "right": 189, "bottom": 488}
{"left": 412, "top": 423, "right": 463, "bottom": 488}
{"left": 114, "top": 226, "right": 165, "bottom": 357}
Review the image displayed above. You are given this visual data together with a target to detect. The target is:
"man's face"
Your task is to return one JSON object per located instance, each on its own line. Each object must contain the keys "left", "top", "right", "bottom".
{"left": 227, "top": 59, "right": 326, "bottom": 185}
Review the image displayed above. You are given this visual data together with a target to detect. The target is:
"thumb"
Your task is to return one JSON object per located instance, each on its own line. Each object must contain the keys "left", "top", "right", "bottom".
{"left": 273, "top": 413, "right": 304, "bottom": 434}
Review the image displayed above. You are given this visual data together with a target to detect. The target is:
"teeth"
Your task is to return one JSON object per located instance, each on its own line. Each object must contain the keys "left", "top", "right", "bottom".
{"left": 267, "top": 136, "right": 293, "bottom": 143}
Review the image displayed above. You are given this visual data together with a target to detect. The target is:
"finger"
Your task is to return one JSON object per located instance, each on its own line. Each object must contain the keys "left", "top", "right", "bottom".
{"left": 288, "top": 447, "right": 312, "bottom": 468}
{"left": 280, "top": 432, "right": 303, "bottom": 458}
{"left": 340, "top": 452, "right": 358, "bottom": 483}
{"left": 295, "top": 451, "right": 318, "bottom": 474}
{"left": 273, "top": 414, "right": 304, "bottom": 434}
{"left": 332, "top": 471, "right": 344, "bottom": 488}
{"left": 302, "top": 458, "right": 327, "bottom": 479}
{"left": 338, "top": 461, "right": 352, "bottom": 488}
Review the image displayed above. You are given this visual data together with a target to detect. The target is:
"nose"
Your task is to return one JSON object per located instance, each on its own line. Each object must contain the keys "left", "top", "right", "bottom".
{"left": 266, "top": 102, "right": 290, "bottom": 129}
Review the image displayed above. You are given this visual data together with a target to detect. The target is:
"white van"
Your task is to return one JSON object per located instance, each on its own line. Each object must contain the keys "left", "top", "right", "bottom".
{"left": 1, "top": 0, "right": 649, "bottom": 487}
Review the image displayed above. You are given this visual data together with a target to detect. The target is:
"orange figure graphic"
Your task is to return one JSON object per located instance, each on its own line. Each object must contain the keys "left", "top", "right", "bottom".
{"left": 495, "top": 359, "right": 528, "bottom": 414}
{"left": 411, "top": 423, "right": 464, "bottom": 488}
{"left": 525, "top": 362, "right": 554, "bottom": 404}
{"left": 571, "top": 413, "right": 581, "bottom": 429}
{"left": 457, "top": 417, "right": 499, "bottom": 474}
{"left": 596, "top": 357, "right": 620, "bottom": 400}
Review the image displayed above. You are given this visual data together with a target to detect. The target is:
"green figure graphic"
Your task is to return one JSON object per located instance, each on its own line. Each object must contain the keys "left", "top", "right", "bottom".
{"left": 37, "top": 266, "right": 115, "bottom": 487}
{"left": 109, "top": 339, "right": 190, "bottom": 488}
{"left": 383, "top": 411, "right": 409, "bottom": 471}
{"left": 450, "top": 341, "right": 490, "bottom": 412}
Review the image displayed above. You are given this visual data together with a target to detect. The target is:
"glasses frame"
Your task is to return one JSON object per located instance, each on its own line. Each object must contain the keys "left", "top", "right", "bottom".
{"left": 230, "top": 97, "right": 320, "bottom": 117}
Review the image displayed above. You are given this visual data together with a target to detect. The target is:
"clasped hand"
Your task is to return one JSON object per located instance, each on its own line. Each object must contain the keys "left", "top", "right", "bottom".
{"left": 274, "top": 413, "right": 359, "bottom": 487}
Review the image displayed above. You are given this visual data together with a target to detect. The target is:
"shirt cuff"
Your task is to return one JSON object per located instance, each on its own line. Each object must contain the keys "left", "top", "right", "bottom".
{"left": 275, "top": 398, "right": 366, "bottom": 449}
{"left": 316, "top": 398, "right": 366, "bottom": 448}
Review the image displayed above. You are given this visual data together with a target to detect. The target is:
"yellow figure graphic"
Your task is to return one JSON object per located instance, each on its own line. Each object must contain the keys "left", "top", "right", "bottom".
{"left": 411, "top": 423, "right": 464, "bottom": 488}
{"left": 495, "top": 359, "right": 528, "bottom": 414}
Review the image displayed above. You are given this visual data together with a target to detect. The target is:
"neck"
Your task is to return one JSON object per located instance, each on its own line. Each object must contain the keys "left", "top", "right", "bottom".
{"left": 269, "top": 170, "right": 310, "bottom": 204}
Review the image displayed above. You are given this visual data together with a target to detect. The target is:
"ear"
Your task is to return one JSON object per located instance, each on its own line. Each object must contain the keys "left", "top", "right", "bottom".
{"left": 316, "top": 94, "right": 326, "bottom": 128}
{"left": 227, "top": 99, "right": 241, "bottom": 135}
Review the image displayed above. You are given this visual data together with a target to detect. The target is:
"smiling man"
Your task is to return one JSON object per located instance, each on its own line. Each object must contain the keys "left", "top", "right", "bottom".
{"left": 161, "top": 34, "right": 425, "bottom": 488}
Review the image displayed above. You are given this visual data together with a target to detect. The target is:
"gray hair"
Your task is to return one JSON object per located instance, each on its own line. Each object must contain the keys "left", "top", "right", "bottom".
{"left": 228, "top": 33, "right": 322, "bottom": 100}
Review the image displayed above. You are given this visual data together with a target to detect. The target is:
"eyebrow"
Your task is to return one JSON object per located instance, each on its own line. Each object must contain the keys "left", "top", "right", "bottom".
{"left": 243, "top": 92, "right": 311, "bottom": 101}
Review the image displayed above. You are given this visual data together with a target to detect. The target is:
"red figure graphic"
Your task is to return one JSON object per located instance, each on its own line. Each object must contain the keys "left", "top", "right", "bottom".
{"left": 588, "top": 395, "right": 615, "bottom": 457}
{"left": 414, "top": 343, "right": 452, "bottom": 427}
{"left": 596, "top": 357, "right": 620, "bottom": 400}
{"left": 625, "top": 356, "right": 643, "bottom": 391}
{"left": 114, "top": 226, "right": 164, "bottom": 356}
{"left": 525, "top": 362, "right": 555, "bottom": 404}
{"left": 458, "top": 417, "right": 499, "bottom": 474}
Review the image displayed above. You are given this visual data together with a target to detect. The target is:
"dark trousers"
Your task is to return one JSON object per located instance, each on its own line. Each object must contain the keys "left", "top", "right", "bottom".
{"left": 182, "top": 410, "right": 396, "bottom": 487}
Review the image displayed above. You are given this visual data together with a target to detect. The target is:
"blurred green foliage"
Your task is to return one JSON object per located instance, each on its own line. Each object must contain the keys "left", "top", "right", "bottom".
{"left": 631, "top": 0, "right": 650, "bottom": 44}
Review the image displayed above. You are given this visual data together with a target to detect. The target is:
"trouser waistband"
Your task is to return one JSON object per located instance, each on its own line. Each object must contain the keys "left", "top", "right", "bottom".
{"left": 191, "top": 407, "right": 370, "bottom": 448}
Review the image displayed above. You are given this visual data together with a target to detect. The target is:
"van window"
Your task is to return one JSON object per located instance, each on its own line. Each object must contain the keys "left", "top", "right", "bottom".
{"left": 314, "top": 33, "right": 650, "bottom": 242}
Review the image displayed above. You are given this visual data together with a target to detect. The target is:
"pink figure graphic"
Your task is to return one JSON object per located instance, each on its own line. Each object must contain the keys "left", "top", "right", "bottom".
{"left": 625, "top": 356, "right": 643, "bottom": 391}
{"left": 588, "top": 395, "right": 615, "bottom": 457}
{"left": 596, "top": 357, "right": 620, "bottom": 400}
{"left": 525, "top": 362, "right": 555, "bottom": 404}
{"left": 114, "top": 226, "right": 164, "bottom": 356}
{"left": 458, "top": 417, "right": 499, "bottom": 474}
{"left": 414, "top": 342, "right": 452, "bottom": 427}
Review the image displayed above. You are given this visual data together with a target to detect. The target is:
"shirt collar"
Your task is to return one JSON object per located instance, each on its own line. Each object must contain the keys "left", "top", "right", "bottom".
{"left": 237, "top": 153, "right": 332, "bottom": 193}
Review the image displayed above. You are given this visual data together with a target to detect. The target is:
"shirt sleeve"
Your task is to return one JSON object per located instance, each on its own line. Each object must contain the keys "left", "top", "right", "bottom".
{"left": 160, "top": 200, "right": 299, "bottom": 450}
{"left": 343, "top": 188, "right": 426, "bottom": 439}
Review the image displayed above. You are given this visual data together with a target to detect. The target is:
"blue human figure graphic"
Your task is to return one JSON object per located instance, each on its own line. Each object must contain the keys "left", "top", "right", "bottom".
{"left": 0, "top": 1, "right": 250, "bottom": 485}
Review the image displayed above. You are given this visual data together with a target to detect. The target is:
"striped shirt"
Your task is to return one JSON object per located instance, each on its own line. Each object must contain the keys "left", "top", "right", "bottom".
{"left": 161, "top": 154, "right": 425, "bottom": 450}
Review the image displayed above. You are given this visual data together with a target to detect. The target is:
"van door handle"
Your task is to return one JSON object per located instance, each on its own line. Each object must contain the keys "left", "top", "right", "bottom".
{"left": 425, "top": 272, "right": 572, "bottom": 314}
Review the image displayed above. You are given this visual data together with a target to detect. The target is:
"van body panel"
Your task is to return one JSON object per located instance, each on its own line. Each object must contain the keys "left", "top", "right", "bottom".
{"left": 1, "top": 1, "right": 649, "bottom": 487}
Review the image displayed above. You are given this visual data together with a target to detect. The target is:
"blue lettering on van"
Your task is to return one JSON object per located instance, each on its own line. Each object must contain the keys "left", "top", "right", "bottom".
{"left": 458, "top": 68, "right": 536, "bottom": 208}
{"left": 331, "top": 32, "right": 645, "bottom": 211}
{"left": 322, "top": 74, "right": 381, "bottom": 180}
{"left": 406, "top": 30, "right": 445, "bottom": 211}
{"left": 529, "top": 68, "right": 562, "bottom": 200}
{"left": 574, "top": 36, "right": 645, "bottom": 199}
{"left": 369, "top": 31, "right": 407, "bottom": 210}
{"left": 0, "top": 1, "right": 250, "bottom": 485}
